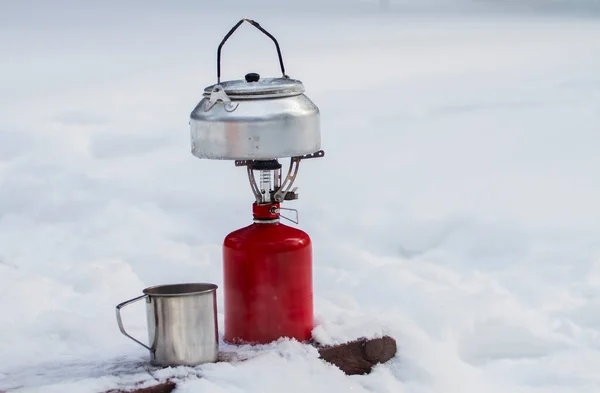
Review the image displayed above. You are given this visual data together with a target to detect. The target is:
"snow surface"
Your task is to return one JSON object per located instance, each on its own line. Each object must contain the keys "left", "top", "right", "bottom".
{"left": 2, "top": 1, "right": 600, "bottom": 392}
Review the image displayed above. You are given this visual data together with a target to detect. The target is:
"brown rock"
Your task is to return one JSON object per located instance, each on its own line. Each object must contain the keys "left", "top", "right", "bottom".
{"left": 317, "top": 335, "right": 397, "bottom": 375}
{"left": 102, "top": 380, "right": 176, "bottom": 393}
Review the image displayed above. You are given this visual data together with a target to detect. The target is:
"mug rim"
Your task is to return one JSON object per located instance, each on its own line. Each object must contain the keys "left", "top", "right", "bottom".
{"left": 142, "top": 282, "right": 218, "bottom": 297}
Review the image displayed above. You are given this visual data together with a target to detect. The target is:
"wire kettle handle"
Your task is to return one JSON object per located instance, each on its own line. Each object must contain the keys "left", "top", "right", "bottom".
{"left": 217, "top": 18, "right": 288, "bottom": 84}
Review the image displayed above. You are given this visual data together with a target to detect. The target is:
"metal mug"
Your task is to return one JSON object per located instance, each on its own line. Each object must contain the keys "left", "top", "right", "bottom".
{"left": 116, "top": 283, "right": 219, "bottom": 367}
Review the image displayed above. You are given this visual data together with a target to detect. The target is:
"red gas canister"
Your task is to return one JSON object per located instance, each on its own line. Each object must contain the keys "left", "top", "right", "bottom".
{"left": 223, "top": 202, "right": 313, "bottom": 344}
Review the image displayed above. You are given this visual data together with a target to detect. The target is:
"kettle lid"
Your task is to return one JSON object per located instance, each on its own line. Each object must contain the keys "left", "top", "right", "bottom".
{"left": 203, "top": 73, "right": 305, "bottom": 100}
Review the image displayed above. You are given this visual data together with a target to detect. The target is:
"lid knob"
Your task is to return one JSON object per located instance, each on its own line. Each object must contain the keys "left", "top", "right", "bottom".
{"left": 245, "top": 72, "right": 260, "bottom": 83}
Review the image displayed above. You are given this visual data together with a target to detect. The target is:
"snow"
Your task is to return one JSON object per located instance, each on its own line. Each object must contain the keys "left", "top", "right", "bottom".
{"left": 2, "top": 1, "right": 600, "bottom": 392}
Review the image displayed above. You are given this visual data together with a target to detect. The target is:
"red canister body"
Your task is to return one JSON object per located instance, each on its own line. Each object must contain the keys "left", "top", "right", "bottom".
{"left": 223, "top": 203, "right": 313, "bottom": 344}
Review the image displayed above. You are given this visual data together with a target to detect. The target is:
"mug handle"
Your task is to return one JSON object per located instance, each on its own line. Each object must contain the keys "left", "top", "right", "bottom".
{"left": 116, "top": 294, "right": 152, "bottom": 352}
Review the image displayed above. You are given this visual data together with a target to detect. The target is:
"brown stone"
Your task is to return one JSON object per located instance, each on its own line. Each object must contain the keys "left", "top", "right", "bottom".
{"left": 317, "top": 335, "right": 397, "bottom": 375}
{"left": 101, "top": 380, "right": 176, "bottom": 393}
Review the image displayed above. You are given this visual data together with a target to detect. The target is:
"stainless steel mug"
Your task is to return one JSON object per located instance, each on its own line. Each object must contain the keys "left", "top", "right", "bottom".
{"left": 116, "top": 283, "right": 219, "bottom": 367}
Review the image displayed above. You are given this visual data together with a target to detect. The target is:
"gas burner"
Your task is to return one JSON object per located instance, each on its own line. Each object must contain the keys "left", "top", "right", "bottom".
{"left": 234, "top": 150, "right": 325, "bottom": 205}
